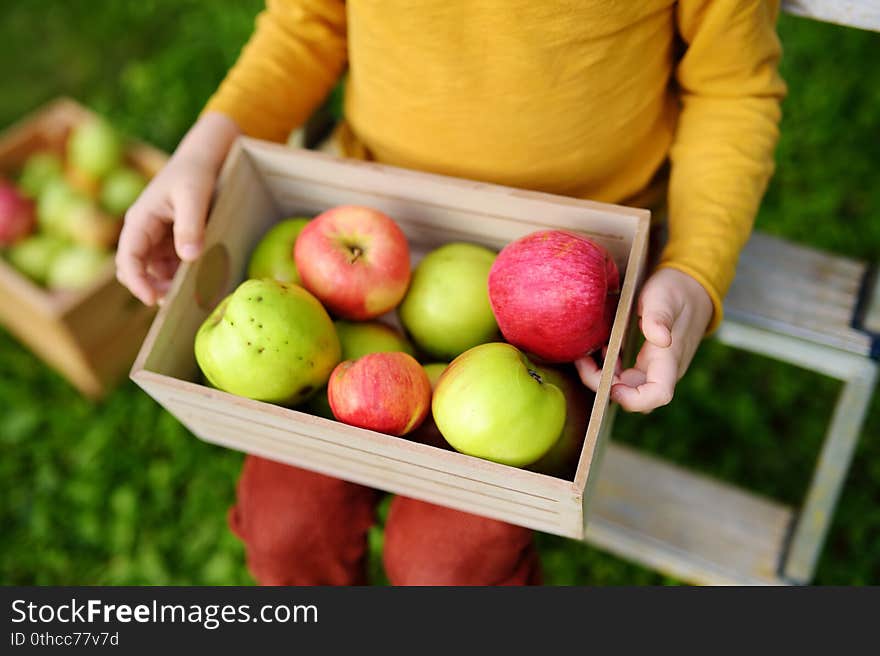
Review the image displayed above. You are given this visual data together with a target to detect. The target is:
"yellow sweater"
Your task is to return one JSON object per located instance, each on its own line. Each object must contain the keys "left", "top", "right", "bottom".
{"left": 205, "top": 0, "right": 786, "bottom": 330}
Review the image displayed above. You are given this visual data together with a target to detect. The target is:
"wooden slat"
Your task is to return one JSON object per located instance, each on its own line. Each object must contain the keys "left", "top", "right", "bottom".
{"left": 783, "top": 366, "right": 878, "bottom": 582}
{"left": 725, "top": 232, "right": 873, "bottom": 356}
{"left": 585, "top": 442, "right": 794, "bottom": 585}
{"left": 783, "top": 0, "right": 880, "bottom": 32}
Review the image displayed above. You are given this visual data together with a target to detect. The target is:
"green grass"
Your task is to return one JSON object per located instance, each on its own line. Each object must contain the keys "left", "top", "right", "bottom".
{"left": 1, "top": 2, "right": 879, "bottom": 585}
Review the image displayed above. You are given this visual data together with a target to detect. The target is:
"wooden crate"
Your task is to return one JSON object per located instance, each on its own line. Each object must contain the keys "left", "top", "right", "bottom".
{"left": 0, "top": 98, "right": 167, "bottom": 398}
{"left": 131, "top": 138, "right": 650, "bottom": 538}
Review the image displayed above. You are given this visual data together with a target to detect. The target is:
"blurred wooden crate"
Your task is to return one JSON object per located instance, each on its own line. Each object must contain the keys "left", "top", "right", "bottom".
{"left": 131, "top": 138, "right": 650, "bottom": 538}
{"left": 0, "top": 98, "right": 167, "bottom": 398}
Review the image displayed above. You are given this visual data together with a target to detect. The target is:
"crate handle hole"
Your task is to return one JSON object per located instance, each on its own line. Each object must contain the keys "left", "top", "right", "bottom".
{"left": 194, "top": 243, "right": 230, "bottom": 312}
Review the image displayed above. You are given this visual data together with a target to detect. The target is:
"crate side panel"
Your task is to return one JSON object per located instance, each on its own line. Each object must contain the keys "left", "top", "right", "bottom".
{"left": 246, "top": 142, "right": 642, "bottom": 274}
{"left": 137, "top": 145, "right": 279, "bottom": 381}
{"left": 168, "top": 399, "right": 579, "bottom": 537}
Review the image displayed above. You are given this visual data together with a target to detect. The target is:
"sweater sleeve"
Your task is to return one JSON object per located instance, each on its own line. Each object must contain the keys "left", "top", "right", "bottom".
{"left": 203, "top": 0, "right": 347, "bottom": 143}
{"left": 658, "top": 0, "right": 786, "bottom": 332}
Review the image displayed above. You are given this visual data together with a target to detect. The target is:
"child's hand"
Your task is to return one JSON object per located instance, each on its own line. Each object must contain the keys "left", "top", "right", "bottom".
{"left": 575, "top": 268, "right": 713, "bottom": 413}
{"left": 115, "top": 112, "right": 240, "bottom": 306}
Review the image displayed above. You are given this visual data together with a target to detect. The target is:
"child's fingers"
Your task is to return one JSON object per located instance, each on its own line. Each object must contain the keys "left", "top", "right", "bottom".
{"left": 639, "top": 310, "right": 673, "bottom": 348}
{"left": 611, "top": 351, "right": 677, "bottom": 413}
{"left": 116, "top": 216, "right": 159, "bottom": 306}
{"left": 575, "top": 356, "right": 603, "bottom": 390}
{"left": 638, "top": 287, "right": 675, "bottom": 348}
{"left": 171, "top": 184, "right": 210, "bottom": 262}
{"left": 117, "top": 208, "right": 174, "bottom": 306}
{"left": 574, "top": 349, "right": 621, "bottom": 391}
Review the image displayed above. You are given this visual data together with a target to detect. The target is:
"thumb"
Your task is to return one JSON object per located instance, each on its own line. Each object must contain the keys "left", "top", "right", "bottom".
{"left": 639, "top": 292, "right": 675, "bottom": 348}
{"left": 171, "top": 184, "right": 211, "bottom": 262}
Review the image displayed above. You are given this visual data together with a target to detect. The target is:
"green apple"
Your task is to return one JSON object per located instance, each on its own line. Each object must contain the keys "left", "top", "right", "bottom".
{"left": 334, "top": 319, "right": 415, "bottom": 360}
{"left": 37, "top": 178, "right": 81, "bottom": 234}
{"left": 247, "top": 217, "right": 310, "bottom": 284}
{"left": 195, "top": 279, "right": 341, "bottom": 405}
{"left": 432, "top": 342, "right": 566, "bottom": 467}
{"left": 5, "top": 234, "right": 67, "bottom": 284}
{"left": 18, "top": 152, "right": 63, "bottom": 197}
{"left": 304, "top": 319, "right": 414, "bottom": 418}
{"left": 67, "top": 119, "right": 123, "bottom": 180}
{"left": 100, "top": 167, "right": 147, "bottom": 216}
{"left": 527, "top": 365, "right": 592, "bottom": 478}
{"left": 422, "top": 362, "right": 447, "bottom": 388}
{"left": 45, "top": 245, "right": 111, "bottom": 291}
{"left": 399, "top": 242, "right": 498, "bottom": 360}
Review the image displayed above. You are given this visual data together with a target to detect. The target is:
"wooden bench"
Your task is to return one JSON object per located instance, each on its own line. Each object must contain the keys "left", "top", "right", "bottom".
{"left": 580, "top": 2, "right": 880, "bottom": 585}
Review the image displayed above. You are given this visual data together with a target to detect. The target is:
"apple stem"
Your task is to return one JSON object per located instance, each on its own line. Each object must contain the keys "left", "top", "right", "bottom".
{"left": 348, "top": 246, "right": 363, "bottom": 263}
{"left": 528, "top": 369, "right": 543, "bottom": 384}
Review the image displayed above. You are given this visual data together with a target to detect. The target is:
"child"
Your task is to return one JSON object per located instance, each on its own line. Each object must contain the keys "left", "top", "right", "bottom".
{"left": 116, "top": 0, "right": 785, "bottom": 585}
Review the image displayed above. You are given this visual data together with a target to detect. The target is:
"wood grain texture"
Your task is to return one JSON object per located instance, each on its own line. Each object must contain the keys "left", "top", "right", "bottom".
{"left": 783, "top": 0, "right": 880, "bottom": 32}
{"left": 0, "top": 97, "right": 167, "bottom": 398}
{"left": 585, "top": 442, "right": 794, "bottom": 585}
{"left": 132, "top": 139, "right": 650, "bottom": 539}
{"left": 724, "top": 232, "right": 872, "bottom": 356}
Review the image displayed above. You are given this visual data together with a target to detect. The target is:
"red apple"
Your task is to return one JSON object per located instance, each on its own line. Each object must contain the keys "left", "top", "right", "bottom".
{"left": 0, "top": 181, "right": 36, "bottom": 246}
{"left": 328, "top": 352, "right": 431, "bottom": 436}
{"left": 295, "top": 205, "right": 411, "bottom": 320}
{"left": 527, "top": 365, "right": 593, "bottom": 478}
{"left": 488, "top": 230, "right": 619, "bottom": 362}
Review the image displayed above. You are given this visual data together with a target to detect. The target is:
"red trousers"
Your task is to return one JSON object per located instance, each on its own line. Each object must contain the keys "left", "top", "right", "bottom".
{"left": 229, "top": 455, "right": 541, "bottom": 586}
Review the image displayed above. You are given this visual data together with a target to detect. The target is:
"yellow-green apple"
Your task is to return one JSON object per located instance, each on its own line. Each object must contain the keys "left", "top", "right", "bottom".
{"left": 18, "top": 152, "right": 63, "bottom": 197}
{"left": 37, "top": 178, "right": 81, "bottom": 235}
{"left": 46, "top": 245, "right": 111, "bottom": 291}
{"left": 304, "top": 319, "right": 414, "bottom": 419}
{"left": 67, "top": 119, "right": 123, "bottom": 181}
{"left": 247, "top": 217, "right": 310, "bottom": 284}
{"left": 488, "top": 230, "right": 619, "bottom": 362}
{"left": 334, "top": 320, "right": 415, "bottom": 360}
{"left": 65, "top": 164, "right": 102, "bottom": 198}
{"left": 195, "top": 279, "right": 341, "bottom": 405}
{"left": 6, "top": 235, "right": 66, "bottom": 284}
{"left": 527, "top": 365, "right": 592, "bottom": 478}
{"left": 294, "top": 205, "right": 411, "bottom": 320}
{"left": 100, "top": 167, "right": 147, "bottom": 216}
{"left": 328, "top": 352, "right": 431, "bottom": 436}
{"left": 0, "top": 181, "right": 35, "bottom": 246}
{"left": 399, "top": 242, "right": 498, "bottom": 359}
{"left": 432, "top": 342, "right": 566, "bottom": 466}
{"left": 63, "top": 197, "right": 122, "bottom": 249}
{"left": 408, "top": 362, "right": 451, "bottom": 449}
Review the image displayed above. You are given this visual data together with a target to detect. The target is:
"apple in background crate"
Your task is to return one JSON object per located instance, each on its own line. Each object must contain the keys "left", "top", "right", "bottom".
{"left": 194, "top": 279, "right": 341, "bottom": 405}
{"left": 5, "top": 235, "right": 66, "bottom": 284}
{"left": 432, "top": 342, "right": 566, "bottom": 467}
{"left": 18, "top": 152, "right": 63, "bottom": 198}
{"left": 398, "top": 242, "right": 499, "bottom": 360}
{"left": 67, "top": 118, "right": 123, "bottom": 182}
{"left": 0, "top": 180, "right": 35, "bottom": 246}
{"left": 45, "top": 245, "right": 111, "bottom": 291}
{"left": 99, "top": 168, "right": 147, "bottom": 216}
{"left": 295, "top": 205, "right": 410, "bottom": 320}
